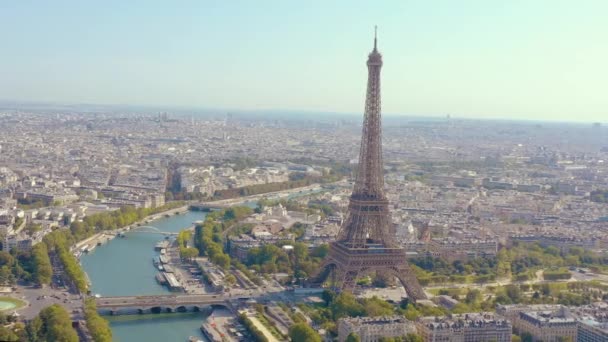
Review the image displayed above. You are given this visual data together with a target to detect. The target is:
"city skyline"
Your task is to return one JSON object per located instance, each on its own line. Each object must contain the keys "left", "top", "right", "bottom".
{"left": 1, "top": 1, "right": 607, "bottom": 122}
{"left": 1, "top": 3, "right": 608, "bottom": 341}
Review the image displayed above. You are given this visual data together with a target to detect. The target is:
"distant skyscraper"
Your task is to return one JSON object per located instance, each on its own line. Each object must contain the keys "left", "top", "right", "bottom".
{"left": 312, "top": 28, "right": 426, "bottom": 301}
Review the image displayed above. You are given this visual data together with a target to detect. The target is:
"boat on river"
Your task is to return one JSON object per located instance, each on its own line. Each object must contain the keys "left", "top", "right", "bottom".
{"left": 155, "top": 273, "right": 167, "bottom": 285}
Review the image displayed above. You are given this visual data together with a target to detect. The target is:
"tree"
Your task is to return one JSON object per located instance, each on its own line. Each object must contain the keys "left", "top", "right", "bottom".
{"left": 322, "top": 289, "right": 337, "bottom": 306}
{"left": 505, "top": 285, "right": 522, "bottom": 303}
{"left": 0, "top": 252, "right": 14, "bottom": 267}
{"left": 180, "top": 247, "right": 199, "bottom": 262}
{"left": 330, "top": 292, "right": 365, "bottom": 319}
{"left": 0, "top": 326, "right": 20, "bottom": 341}
{"left": 404, "top": 334, "right": 424, "bottom": 342}
{"left": 346, "top": 332, "right": 360, "bottom": 342}
{"left": 289, "top": 323, "right": 321, "bottom": 342}
{"left": 224, "top": 274, "right": 237, "bottom": 286}
{"left": 212, "top": 253, "right": 231, "bottom": 269}
{"left": 363, "top": 296, "right": 394, "bottom": 317}
{"left": 27, "top": 304, "right": 78, "bottom": 342}
{"left": 465, "top": 289, "right": 482, "bottom": 305}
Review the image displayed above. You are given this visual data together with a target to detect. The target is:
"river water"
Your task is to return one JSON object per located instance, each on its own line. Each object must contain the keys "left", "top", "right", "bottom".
{"left": 80, "top": 211, "right": 209, "bottom": 342}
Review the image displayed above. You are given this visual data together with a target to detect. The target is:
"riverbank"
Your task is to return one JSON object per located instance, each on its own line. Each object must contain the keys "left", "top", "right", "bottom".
{"left": 73, "top": 205, "right": 190, "bottom": 254}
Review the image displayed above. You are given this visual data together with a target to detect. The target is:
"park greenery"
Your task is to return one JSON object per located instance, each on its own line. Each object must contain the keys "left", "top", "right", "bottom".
{"left": 245, "top": 242, "right": 328, "bottom": 280}
{"left": 409, "top": 242, "right": 608, "bottom": 287}
{"left": 84, "top": 298, "right": 113, "bottom": 342}
{"left": 0, "top": 312, "right": 24, "bottom": 341}
{"left": 289, "top": 322, "right": 322, "bottom": 342}
{"left": 25, "top": 304, "right": 79, "bottom": 342}
{"left": 194, "top": 206, "right": 253, "bottom": 270}
{"left": 0, "top": 246, "right": 51, "bottom": 287}
{"left": 252, "top": 304, "right": 286, "bottom": 340}
{"left": 238, "top": 313, "right": 268, "bottom": 342}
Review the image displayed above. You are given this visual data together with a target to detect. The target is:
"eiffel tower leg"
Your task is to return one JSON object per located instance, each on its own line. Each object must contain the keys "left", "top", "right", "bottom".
{"left": 337, "top": 269, "right": 359, "bottom": 292}
{"left": 390, "top": 265, "right": 427, "bottom": 301}
{"left": 311, "top": 257, "right": 337, "bottom": 287}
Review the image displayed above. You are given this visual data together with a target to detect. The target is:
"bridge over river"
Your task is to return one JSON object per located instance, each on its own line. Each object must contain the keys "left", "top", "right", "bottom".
{"left": 95, "top": 294, "right": 231, "bottom": 315}
{"left": 127, "top": 225, "right": 180, "bottom": 236}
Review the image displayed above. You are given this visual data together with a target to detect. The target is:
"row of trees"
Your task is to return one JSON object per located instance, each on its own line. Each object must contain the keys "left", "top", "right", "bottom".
{"left": 84, "top": 298, "right": 113, "bottom": 342}
{"left": 42, "top": 230, "right": 88, "bottom": 293}
{"left": 31, "top": 244, "right": 52, "bottom": 286}
{"left": 69, "top": 202, "right": 184, "bottom": 241}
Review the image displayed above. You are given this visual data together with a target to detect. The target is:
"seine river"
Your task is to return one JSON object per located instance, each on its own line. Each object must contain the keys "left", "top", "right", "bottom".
{"left": 80, "top": 211, "right": 209, "bottom": 342}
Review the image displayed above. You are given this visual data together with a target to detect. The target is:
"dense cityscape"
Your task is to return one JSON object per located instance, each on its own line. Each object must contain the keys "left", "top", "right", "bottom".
{"left": 1, "top": 2, "right": 608, "bottom": 342}
{"left": 0, "top": 101, "right": 607, "bottom": 342}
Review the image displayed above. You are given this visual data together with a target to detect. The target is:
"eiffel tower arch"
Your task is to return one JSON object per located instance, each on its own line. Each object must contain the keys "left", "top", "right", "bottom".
{"left": 311, "top": 28, "right": 427, "bottom": 301}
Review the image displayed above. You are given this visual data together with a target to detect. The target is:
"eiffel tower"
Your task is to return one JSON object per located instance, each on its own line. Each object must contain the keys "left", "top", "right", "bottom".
{"left": 312, "top": 28, "right": 427, "bottom": 301}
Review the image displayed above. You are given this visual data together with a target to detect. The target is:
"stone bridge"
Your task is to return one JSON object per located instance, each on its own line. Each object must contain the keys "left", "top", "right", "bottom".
{"left": 95, "top": 294, "right": 230, "bottom": 315}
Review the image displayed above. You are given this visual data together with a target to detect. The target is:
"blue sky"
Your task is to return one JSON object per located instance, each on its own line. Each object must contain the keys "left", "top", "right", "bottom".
{"left": 0, "top": 1, "right": 606, "bottom": 121}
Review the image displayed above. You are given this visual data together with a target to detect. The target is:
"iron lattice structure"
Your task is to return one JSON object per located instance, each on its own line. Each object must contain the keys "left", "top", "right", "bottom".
{"left": 313, "top": 30, "right": 427, "bottom": 301}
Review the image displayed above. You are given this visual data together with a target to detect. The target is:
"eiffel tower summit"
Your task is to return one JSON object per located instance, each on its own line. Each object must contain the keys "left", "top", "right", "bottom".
{"left": 313, "top": 28, "right": 427, "bottom": 301}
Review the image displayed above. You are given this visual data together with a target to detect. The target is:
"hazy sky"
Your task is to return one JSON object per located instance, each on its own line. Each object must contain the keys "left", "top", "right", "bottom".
{"left": 1, "top": 1, "right": 606, "bottom": 121}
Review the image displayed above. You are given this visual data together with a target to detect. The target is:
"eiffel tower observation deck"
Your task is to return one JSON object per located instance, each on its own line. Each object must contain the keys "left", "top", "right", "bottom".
{"left": 313, "top": 28, "right": 427, "bottom": 301}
